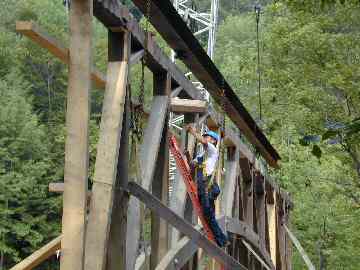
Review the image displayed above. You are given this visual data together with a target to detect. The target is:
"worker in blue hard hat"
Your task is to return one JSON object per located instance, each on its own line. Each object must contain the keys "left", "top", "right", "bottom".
{"left": 185, "top": 124, "right": 228, "bottom": 247}
{"left": 185, "top": 125, "right": 219, "bottom": 176}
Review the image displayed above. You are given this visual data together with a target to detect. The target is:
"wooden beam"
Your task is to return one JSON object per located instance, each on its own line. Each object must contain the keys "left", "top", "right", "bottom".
{"left": 129, "top": 0, "right": 280, "bottom": 168}
{"left": 255, "top": 173, "right": 266, "bottom": 247}
{"left": 170, "top": 86, "right": 183, "bottom": 98}
{"left": 169, "top": 115, "right": 196, "bottom": 247}
{"left": 93, "top": 0, "right": 200, "bottom": 100}
{"left": 127, "top": 182, "right": 246, "bottom": 270}
{"left": 49, "top": 182, "right": 66, "bottom": 193}
{"left": 221, "top": 148, "right": 240, "bottom": 216}
{"left": 225, "top": 217, "right": 274, "bottom": 270}
{"left": 170, "top": 98, "right": 207, "bottom": 113}
{"left": 267, "top": 191, "right": 277, "bottom": 267}
{"left": 283, "top": 225, "right": 314, "bottom": 270}
{"left": 151, "top": 72, "right": 171, "bottom": 269}
{"left": 10, "top": 236, "right": 61, "bottom": 270}
{"left": 16, "top": 20, "right": 104, "bottom": 89}
{"left": 140, "top": 96, "right": 169, "bottom": 190}
{"left": 156, "top": 234, "right": 198, "bottom": 270}
{"left": 60, "top": 1, "right": 92, "bottom": 269}
{"left": 16, "top": 22, "right": 142, "bottom": 88}
{"left": 84, "top": 30, "right": 130, "bottom": 270}
{"left": 126, "top": 196, "right": 142, "bottom": 270}
{"left": 107, "top": 82, "right": 131, "bottom": 270}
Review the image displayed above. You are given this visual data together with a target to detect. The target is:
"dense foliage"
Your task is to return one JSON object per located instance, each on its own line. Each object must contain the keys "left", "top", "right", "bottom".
{"left": 0, "top": 0, "right": 359, "bottom": 269}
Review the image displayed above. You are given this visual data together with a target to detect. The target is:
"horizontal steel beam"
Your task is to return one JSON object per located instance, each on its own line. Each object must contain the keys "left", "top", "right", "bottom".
{"left": 129, "top": 0, "right": 280, "bottom": 168}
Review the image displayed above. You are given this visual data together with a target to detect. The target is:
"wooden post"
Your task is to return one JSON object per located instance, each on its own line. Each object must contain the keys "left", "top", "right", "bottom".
{"left": 60, "top": 1, "right": 92, "bottom": 270}
{"left": 254, "top": 172, "right": 266, "bottom": 270}
{"left": 84, "top": 30, "right": 131, "bottom": 270}
{"left": 267, "top": 189, "right": 277, "bottom": 268}
{"left": 169, "top": 115, "right": 197, "bottom": 248}
{"left": 106, "top": 82, "right": 131, "bottom": 270}
{"left": 150, "top": 72, "right": 171, "bottom": 269}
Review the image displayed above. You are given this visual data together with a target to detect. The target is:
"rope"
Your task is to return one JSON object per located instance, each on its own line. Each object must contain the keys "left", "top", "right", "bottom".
{"left": 255, "top": 4, "right": 262, "bottom": 121}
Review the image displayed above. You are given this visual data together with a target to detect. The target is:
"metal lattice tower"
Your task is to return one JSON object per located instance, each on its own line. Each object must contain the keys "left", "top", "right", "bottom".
{"left": 169, "top": 0, "right": 220, "bottom": 195}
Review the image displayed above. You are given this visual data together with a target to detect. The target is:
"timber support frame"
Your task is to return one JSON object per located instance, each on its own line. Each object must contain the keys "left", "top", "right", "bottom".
{"left": 13, "top": 1, "right": 294, "bottom": 270}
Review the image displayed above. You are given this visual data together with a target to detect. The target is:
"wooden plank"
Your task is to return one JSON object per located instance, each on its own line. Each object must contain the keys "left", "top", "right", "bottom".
{"left": 130, "top": 49, "right": 145, "bottom": 65}
{"left": 140, "top": 96, "right": 169, "bottom": 190}
{"left": 221, "top": 148, "right": 240, "bottom": 216}
{"left": 170, "top": 86, "right": 183, "bottom": 98}
{"left": 16, "top": 20, "right": 104, "bottom": 89}
{"left": 15, "top": 21, "right": 141, "bottom": 88}
{"left": 128, "top": 0, "right": 280, "bottom": 168}
{"left": 49, "top": 182, "right": 66, "bottom": 193}
{"left": 284, "top": 225, "right": 314, "bottom": 270}
{"left": 135, "top": 248, "right": 151, "bottom": 270}
{"left": 255, "top": 173, "right": 266, "bottom": 246}
{"left": 93, "top": 0, "right": 200, "bottom": 100}
{"left": 267, "top": 191, "right": 277, "bottom": 267}
{"left": 156, "top": 234, "right": 198, "bottom": 270}
{"left": 107, "top": 81, "right": 131, "bottom": 270}
{"left": 84, "top": 30, "right": 130, "bottom": 270}
{"left": 60, "top": 1, "right": 92, "bottom": 270}
{"left": 10, "top": 236, "right": 61, "bottom": 270}
{"left": 277, "top": 199, "right": 287, "bottom": 270}
{"left": 225, "top": 217, "right": 274, "bottom": 270}
{"left": 151, "top": 72, "right": 171, "bottom": 269}
{"left": 170, "top": 98, "right": 207, "bottom": 113}
{"left": 241, "top": 240, "right": 272, "bottom": 270}
{"left": 127, "top": 182, "right": 246, "bottom": 270}
{"left": 126, "top": 197, "right": 142, "bottom": 270}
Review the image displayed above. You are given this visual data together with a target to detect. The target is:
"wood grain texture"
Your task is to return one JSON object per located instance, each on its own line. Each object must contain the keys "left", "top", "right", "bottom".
{"left": 60, "top": 1, "right": 92, "bottom": 269}
{"left": 84, "top": 31, "right": 130, "bottom": 270}
{"left": 10, "top": 236, "right": 61, "bottom": 270}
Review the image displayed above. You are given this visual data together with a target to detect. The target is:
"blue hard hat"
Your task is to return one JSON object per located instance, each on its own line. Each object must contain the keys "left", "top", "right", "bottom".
{"left": 203, "top": 130, "right": 220, "bottom": 142}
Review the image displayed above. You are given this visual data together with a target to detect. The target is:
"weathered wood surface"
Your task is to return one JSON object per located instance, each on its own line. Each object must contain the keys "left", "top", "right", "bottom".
{"left": 127, "top": 0, "right": 280, "bottom": 168}
{"left": 84, "top": 31, "right": 130, "bottom": 270}
{"left": 267, "top": 190, "right": 277, "bottom": 267}
{"left": 16, "top": 20, "right": 293, "bottom": 206}
{"left": 126, "top": 197, "right": 141, "bottom": 270}
{"left": 107, "top": 81, "right": 131, "bottom": 270}
{"left": 169, "top": 115, "right": 196, "bottom": 247}
{"left": 241, "top": 240, "right": 272, "bottom": 270}
{"left": 221, "top": 148, "right": 240, "bottom": 216}
{"left": 49, "top": 182, "right": 66, "bottom": 193}
{"left": 10, "top": 236, "right": 61, "bottom": 270}
{"left": 16, "top": 21, "right": 145, "bottom": 88}
{"left": 93, "top": 0, "right": 200, "bottom": 100}
{"left": 284, "top": 225, "right": 314, "bottom": 270}
{"left": 170, "top": 98, "right": 207, "bottom": 113}
{"left": 128, "top": 182, "right": 246, "bottom": 270}
{"left": 156, "top": 233, "right": 198, "bottom": 270}
{"left": 225, "top": 217, "right": 274, "bottom": 270}
{"left": 60, "top": 1, "right": 92, "bottom": 270}
{"left": 16, "top": 20, "right": 104, "bottom": 88}
{"left": 151, "top": 73, "right": 170, "bottom": 269}
{"left": 140, "top": 96, "right": 169, "bottom": 191}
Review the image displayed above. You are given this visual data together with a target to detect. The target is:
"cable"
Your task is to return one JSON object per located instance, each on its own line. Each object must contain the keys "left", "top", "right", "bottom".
{"left": 255, "top": 4, "right": 262, "bottom": 121}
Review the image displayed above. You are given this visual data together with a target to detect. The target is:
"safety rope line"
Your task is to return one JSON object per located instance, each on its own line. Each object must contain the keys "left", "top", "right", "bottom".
{"left": 255, "top": 4, "right": 262, "bottom": 121}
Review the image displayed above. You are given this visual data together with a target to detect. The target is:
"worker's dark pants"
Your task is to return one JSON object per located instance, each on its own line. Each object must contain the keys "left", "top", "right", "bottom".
{"left": 196, "top": 162, "right": 227, "bottom": 247}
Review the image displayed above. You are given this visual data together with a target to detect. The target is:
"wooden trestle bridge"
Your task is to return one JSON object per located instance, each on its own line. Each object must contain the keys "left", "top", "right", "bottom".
{"left": 12, "top": 0, "right": 295, "bottom": 270}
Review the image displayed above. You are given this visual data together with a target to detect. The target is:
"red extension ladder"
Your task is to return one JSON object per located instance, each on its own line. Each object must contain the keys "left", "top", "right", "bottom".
{"left": 168, "top": 134, "right": 215, "bottom": 242}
